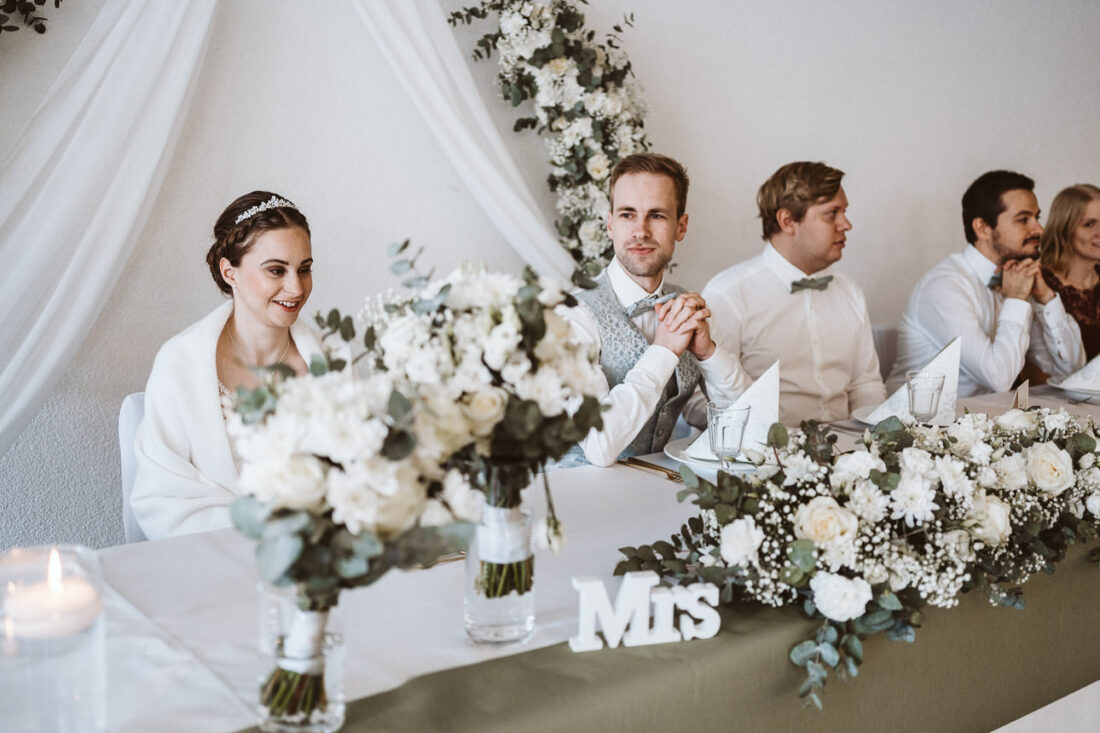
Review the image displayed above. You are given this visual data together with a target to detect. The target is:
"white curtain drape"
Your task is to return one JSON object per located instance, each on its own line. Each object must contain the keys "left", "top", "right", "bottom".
{"left": 0, "top": 0, "right": 217, "bottom": 455}
{"left": 352, "top": 0, "right": 576, "bottom": 283}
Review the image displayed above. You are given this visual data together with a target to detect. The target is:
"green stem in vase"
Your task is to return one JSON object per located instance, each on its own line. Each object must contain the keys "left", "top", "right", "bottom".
{"left": 477, "top": 556, "right": 534, "bottom": 598}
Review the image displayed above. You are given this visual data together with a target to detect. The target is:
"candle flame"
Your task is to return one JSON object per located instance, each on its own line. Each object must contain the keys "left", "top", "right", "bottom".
{"left": 47, "top": 548, "right": 63, "bottom": 593}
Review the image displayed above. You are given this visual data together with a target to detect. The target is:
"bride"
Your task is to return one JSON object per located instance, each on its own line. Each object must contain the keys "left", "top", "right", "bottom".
{"left": 131, "top": 191, "right": 326, "bottom": 539}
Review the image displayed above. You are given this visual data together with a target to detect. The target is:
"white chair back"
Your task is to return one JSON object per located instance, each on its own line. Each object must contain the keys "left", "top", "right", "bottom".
{"left": 872, "top": 324, "right": 899, "bottom": 381}
{"left": 119, "top": 392, "right": 147, "bottom": 543}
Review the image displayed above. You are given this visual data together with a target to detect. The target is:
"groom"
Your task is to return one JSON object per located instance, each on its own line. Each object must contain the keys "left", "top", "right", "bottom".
{"left": 559, "top": 153, "right": 750, "bottom": 467}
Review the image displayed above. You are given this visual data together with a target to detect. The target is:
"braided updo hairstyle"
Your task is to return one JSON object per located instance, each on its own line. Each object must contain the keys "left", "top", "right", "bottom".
{"left": 206, "top": 191, "right": 311, "bottom": 296}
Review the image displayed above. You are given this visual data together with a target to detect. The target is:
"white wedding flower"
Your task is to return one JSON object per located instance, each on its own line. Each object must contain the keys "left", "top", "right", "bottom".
{"left": 890, "top": 472, "right": 940, "bottom": 527}
{"left": 462, "top": 387, "right": 509, "bottom": 437}
{"left": 1025, "top": 442, "right": 1075, "bottom": 496}
{"left": 720, "top": 516, "right": 765, "bottom": 568}
{"left": 585, "top": 153, "right": 611, "bottom": 181}
{"left": 1042, "top": 410, "right": 1072, "bottom": 435}
{"left": 783, "top": 453, "right": 826, "bottom": 486}
{"left": 441, "top": 469, "right": 484, "bottom": 523}
{"left": 942, "top": 529, "right": 976, "bottom": 562}
{"left": 327, "top": 458, "right": 427, "bottom": 540}
{"left": 239, "top": 453, "right": 328, "bottom": 512}
{"left": 968, "top": 441, "right": 994, "bottom": 466}
{"left": 418, "top": 499, "right": 454, "bottom": 528}
{"left": 793, "top": 496, "right": 859, "bottom": 547}
{"left": 847, "top": 479, "right": 890, "bottom": 523}
{"left": 809, "top": 572, "right": 872, "bottom": 622}
{"left": 830, "top": 451, "right": 885, "bottom": 490}
{"left": 935, "top": 455, "right": 973, "bottom": 501}
{"left": 1079, "top": 452, "right": 1096, "bottom": 470}
{"left": 977, "top": 466, "right": 999, "bottom": 489}
{"left": 898, "top": 447, "right": 936, "bottom": 480}
{"left": 991, "top": 453, "right": 1028, "bottom": 491}
{"left": 1086, "top": 492, "right": 1100, "bottom": 517}
{"left": 995, "top": 409, "right": 1040, "bottom": 434}
{"left": 968, "top": 492, "right": 1012, "bottom": 546}
{"left": 517, "top": 367, "right": 567, "bottom": 416}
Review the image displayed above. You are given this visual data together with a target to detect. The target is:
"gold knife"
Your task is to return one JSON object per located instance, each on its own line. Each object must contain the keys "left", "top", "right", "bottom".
{"left": 617, "top": 457, "right": 683, "bottom": 482}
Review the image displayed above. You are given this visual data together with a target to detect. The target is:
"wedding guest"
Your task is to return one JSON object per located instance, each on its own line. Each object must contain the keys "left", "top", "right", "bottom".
{"left": 1040, "top": 184, "right": 1100, "bottom": 360}
{"left": 558, "top": 153, "right": 751, "bottom": 467}
{"left": 132, "top": 191, "right": 329, "bottom": 539}
{"left": 890, "top": 170, "right": 1084, "bottom": 396}
{"left": 702, "top": 161, "right": 885, "bottom": 424}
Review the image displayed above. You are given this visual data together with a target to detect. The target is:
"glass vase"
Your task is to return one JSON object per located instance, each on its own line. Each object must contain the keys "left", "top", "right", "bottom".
{"left": 257, "top": 584, "right": 345, "bottom": 733}
{"left": 464, "top": 505, "right": 535, "bottom": 645}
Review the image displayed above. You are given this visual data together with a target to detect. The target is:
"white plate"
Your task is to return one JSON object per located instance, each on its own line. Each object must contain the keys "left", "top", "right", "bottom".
{"left": 662, "top": 437, "right": 755, "bottom": 473}
{"left": 850, "top": 405, "right": 878, "bottom": 426}
{"left": 1048, "top": 380, "right": 1100, "bottom": 398}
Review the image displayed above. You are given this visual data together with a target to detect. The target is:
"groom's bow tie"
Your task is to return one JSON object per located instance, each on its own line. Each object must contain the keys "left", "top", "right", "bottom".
{"left": 790, "top": 275, "right": 833, "bottom": 293}
{"left": 625, "top": 292, "right": 675, "bottom": 318}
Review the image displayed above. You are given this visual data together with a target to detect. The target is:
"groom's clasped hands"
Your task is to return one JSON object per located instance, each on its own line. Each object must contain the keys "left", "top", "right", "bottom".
{"left": 654, "top": 293, "right": 716, "bottom": 360}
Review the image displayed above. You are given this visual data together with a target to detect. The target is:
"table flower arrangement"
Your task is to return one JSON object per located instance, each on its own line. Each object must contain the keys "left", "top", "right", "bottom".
{"left": 617, "top": 409, "right": 1100, "bottom": 708}
{"left": 229, "top": 355, "right": 482, "bottom": 729}
{"left": 358, "top": 247, "right": 605, "bottom": 640}
{"left": 449, "top": 0, "right": 649, "bottom": 269}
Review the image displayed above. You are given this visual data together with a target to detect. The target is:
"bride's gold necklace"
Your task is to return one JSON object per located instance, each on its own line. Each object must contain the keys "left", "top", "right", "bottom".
{"left": 228, "top": 318, "right": 290, "bottom": 368}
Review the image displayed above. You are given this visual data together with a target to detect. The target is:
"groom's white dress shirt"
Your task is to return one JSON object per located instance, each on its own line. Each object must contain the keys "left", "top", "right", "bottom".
{"left": 702, "top": 244, "right": 886, "bottom": 425}
{"left": 889, "top": 245, "right": 1085, "bottom": 397}
{"left": 560, "top": 258, "right": 751, "bottom": 466}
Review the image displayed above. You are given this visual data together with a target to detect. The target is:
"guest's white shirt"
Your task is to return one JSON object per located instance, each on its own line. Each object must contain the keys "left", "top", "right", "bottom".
{"left": 889, "top": 246, "right": 1085, "bottom": 397}
{"left": 559, "top": 258, "right": 751, "bottom": 467}
{"left": 702, "top": 244, "right": 886, "bottom": 425}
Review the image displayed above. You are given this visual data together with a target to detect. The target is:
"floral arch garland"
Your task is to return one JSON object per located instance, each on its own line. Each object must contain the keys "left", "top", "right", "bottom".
{"left": 449, "top": 0, "right": 649, "bottom": 273}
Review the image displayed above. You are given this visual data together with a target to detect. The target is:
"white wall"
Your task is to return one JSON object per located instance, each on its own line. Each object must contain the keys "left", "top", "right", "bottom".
{"left": 2, "top": 0, "right": 1098, "bottom": 549}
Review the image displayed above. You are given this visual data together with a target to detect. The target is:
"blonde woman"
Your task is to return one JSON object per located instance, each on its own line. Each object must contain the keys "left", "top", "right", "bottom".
{"left": 1040, "top": 184, "right": 1100, "bottom": 359}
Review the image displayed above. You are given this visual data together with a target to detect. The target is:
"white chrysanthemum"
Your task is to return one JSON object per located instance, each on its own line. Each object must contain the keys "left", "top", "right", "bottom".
{"left": 969, "top": 441, "right": 994, "bottom": 466}
{"left": 783, "top": 453, "right": 825, "bottom": 486}
{"left": 991, "top": 453, "right": 1028, "bottom": 491}
{"left": 890, "top": 472, "right": 939, "bottom": 527}
{"left": 935, "top": 455, "right": 973, "bottom": 500}
{"left": 898, "top": 447, "right": 936, "bottom": 479}
{"left": 847, "top": 479, "right": 890, "bottom": 523}
{"left": 1042, "top": 410, "right": 1072, "bottom": 434}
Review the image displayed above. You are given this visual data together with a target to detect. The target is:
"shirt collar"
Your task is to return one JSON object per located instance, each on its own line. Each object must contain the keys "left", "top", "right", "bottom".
{"left": 762, "top": 243, "right": 832, "bottom": 288}
{"left": 607, "top": 257, "right": 664, "bottom": 308}
{"left": 962, "top": 244, "right": 999, "bottom": 284}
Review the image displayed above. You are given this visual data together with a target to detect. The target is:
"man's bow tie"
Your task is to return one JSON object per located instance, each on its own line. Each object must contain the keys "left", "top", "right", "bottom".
{"left": 625, "top": 292, "right": 676, "bottom": 318}
{"left": 790, "top": 275, "right": 833, "bottom": 293}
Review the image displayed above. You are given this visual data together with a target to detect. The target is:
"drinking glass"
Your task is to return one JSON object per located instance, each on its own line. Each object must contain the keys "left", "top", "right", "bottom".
{"left": 906, "top": 370, "right": 945, "bottom": 424}
{"left": 706, "top": 402, "right": 751, "bottom": 472}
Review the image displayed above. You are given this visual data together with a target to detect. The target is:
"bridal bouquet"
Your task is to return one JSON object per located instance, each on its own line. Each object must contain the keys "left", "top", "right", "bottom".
{"left": 229, "top": 361, "right": 481, "bottom": 727}
{"left": 360, "top": 255, "right": 605, "bottom": 610}
{"left": 449, "top": 0, "right": 649, "bottom": 267}
{"left": 617, "top": 409, "right": 1100, "bottom": 708}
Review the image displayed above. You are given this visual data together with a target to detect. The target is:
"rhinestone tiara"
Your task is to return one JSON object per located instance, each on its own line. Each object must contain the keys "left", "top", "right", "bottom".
{"left": 235, "top": 195, "right": 297, "bottom": 224}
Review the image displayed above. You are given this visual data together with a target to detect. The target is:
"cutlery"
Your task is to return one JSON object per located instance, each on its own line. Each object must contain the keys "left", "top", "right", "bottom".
{"left": 617, "top": 457, "right": 683, "bottom": 483}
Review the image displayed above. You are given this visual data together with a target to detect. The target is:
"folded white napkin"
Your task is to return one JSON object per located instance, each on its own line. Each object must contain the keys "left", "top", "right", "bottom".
{"left": 686, "top": 360, "right": 780, "bottom": 459}
{"left": 1050, "top": 354, "right": 1100, "bottom": 392}
{"left": 865, "top": 338, "right": 960, "bottom": 426}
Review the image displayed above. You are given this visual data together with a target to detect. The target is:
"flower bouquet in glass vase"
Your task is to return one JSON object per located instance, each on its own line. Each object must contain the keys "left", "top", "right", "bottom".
{"left": 360, "top": 250, "right": 605, "bottom": 643}
{"left": 229, "top": 355, "right": 481, "bottom": 732}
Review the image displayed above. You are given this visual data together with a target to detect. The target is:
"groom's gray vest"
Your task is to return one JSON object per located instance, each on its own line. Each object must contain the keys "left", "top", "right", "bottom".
{"left": 560, "top": 271, "right": 703, "bottom": 467}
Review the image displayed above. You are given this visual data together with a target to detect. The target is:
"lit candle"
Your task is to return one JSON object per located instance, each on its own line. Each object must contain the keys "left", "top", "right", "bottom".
{"left": 3, "top": 548, "right": 102, "bottom": 641}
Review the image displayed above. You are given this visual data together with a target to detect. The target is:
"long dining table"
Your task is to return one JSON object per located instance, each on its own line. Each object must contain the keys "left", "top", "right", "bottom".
{"left": 95, "top": 387, "right": 1100, "bottom": 732}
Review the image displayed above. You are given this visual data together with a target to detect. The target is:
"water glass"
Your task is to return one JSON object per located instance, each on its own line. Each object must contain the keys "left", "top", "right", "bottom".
{"left": 906, "top": 370, "right": 945, "bottom": 423}
{"left": 706, "top": 402, "right": 752, "bottom": 471}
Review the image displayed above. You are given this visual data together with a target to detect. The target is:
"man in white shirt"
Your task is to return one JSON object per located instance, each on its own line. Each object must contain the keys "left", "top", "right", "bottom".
{"left": 889, "top": 170, "right": 1084, "bottom": 396}
{"left": 703, "top": 161, "right": 886, "bottom": 425}
{"left": 559, "top": 153, "right": 751, "bottom": 467}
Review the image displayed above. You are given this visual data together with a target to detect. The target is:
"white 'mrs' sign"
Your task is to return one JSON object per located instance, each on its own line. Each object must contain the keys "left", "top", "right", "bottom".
{"left": 568, "top": 571, "right": 721, "bottom": 652}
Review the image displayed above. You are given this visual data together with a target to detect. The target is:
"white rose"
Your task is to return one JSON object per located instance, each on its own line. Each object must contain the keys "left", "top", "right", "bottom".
{"left": 1086, "top": 492, "right": 1100, "bottom": 517}
{"left": 720, "top": 516, "right": 765, "bottom": 568}
{"left": 585, "top": 153, "right": 611, "bottom": 181}
{"left": 239, "top": 453, "right": 327, "bottom": 512}
{"left": 793, "top": 496, "right": 859, "bottom": 546}
{"left": 1026, "top": 442, "right": 1075, "bottom": 496}
{"left": 809, "top": 572, "right": 873, "bottom": 622}
{"left": 898, "top": 447, "right": 935, "bottom": 479}
{"left": 463, "top": 388, "right": 508, "bottom": 437}
{"left": 969, "top": 492, "right": 1012, "bottom": 546}
{"left": 327, "top": 458, "right": 427, "bottom": 540}
{"left": 995, "top": 409, "right": 1040, "bottom": 434}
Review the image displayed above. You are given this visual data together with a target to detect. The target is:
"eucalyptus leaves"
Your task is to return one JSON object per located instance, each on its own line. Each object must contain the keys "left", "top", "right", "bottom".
{"left": 618, "top": 409, "right": 1100, "bottom": 707}
{"left": 449, "top": 0, "right": 649, "bottom": 271}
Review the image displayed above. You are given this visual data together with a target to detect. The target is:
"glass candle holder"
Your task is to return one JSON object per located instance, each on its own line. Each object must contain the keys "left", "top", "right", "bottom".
{"left": 1, "top": 545, "right": 107, "bottom": 732}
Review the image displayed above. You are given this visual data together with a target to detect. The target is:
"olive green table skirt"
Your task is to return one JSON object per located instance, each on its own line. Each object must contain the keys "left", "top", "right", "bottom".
{"left": 245, "top": 543, "right": 1099, "bottom": 732}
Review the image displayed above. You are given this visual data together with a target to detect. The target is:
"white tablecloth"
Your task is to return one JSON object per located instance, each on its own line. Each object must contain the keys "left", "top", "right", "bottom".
{"left": 96, "top": 386, "right": 1100, "bottom": 731}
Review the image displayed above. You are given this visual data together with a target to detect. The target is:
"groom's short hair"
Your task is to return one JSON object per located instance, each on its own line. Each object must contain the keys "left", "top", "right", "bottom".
{"left": 757, "top": 161, "right": 845, "bottom": 240}
{"left": 609, "top": 153, "right": 690, "bottom": 218}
